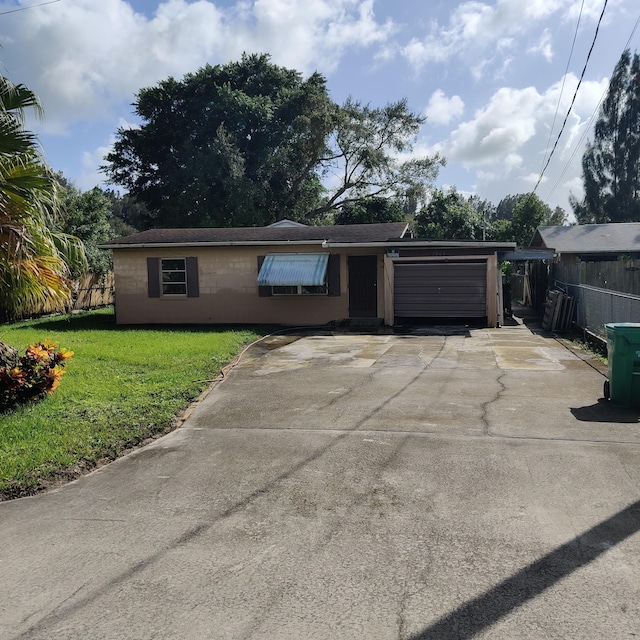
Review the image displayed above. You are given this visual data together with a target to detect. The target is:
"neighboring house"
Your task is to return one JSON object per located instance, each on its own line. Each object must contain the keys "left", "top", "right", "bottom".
{"left": 531, "top": 222, "right": 640, "bottom": 260}
{"left": 101, "top": 221, "right": 515, "bottom": 327}
{"left": 530, "top": 222, "right": 640, "bottom": 334}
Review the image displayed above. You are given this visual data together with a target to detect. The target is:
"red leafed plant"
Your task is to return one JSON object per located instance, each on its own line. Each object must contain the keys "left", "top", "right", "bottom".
{"left": 0, "top": 340, "right": 74, "bottom": 411}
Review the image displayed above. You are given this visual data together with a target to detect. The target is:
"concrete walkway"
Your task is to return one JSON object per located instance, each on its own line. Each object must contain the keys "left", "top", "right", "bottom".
{"left": 1, "top": 320, "right": 639, "bottom": 639}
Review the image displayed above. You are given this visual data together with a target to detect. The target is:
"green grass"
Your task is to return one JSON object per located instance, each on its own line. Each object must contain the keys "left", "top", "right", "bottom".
{"left": 570, "top": 337, "right": 608, "bottom": 365}
{"left": 0, "top": 308, "right": 263, "bottom": 499}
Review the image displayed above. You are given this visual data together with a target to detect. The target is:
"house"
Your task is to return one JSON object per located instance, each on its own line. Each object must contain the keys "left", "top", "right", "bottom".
{"left": 530, "top": 222, "right": 640, "bottom": 334}
{"left": 531, "top": 222, "right": 640, "bottom": 260}
{"left": 101, "top": 222, "right": 515, "bottom": 327}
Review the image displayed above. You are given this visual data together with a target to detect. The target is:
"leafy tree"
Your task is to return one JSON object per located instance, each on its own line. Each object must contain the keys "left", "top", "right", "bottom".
{"left": 0, "top": 76, "right": 86, "bottom": 321}
{"left": 510, "top": 193, "right": 550, "bottom": 246}
{"left": 487, "top": 218, "right": 514, "bottom": 242}
{"left": 103, "top": 55, "right": 444, "bottom": 228}
{"left": 57, "top": 179, "right": 114, "bottom": 275}
{"left": 103, "top": 189, "right": 148, "bottom": 234}
{"left": 495, "top": 194, "right": 531, "bottom": 221}
{"left": 484, "top": 193, "right": 561, "bottom": 244}
{"left": 547, "top": 205, "right": 568, "bottom": 226}
{"left": 103, "top": 54, "right": 334, "bottom": 228}
{"left": 334, "top": 196, "right": 405, "bottom": 225}
{"left": 414, "top": 188, "right": 482, "bottom": 239}
{"left": 571, "top": 49, "right": 640, "bottom": 223}
{"left": 310, "top": 98, "right": 444, "bottom": 218}
{"left": 466, "top": 194, "right": 496, "bottom": 240}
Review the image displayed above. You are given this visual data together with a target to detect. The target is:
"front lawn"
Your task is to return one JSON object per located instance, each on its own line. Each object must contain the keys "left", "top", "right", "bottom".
{"left": 0, "top": 308, "right": 262, "bottom": 499}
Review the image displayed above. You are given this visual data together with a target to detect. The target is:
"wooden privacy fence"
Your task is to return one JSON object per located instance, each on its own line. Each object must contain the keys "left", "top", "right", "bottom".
{"left": 554, "top": 258, "right": 640, "bottom": 296}
{"left": 72, "top": 272, "right": 114, "bottom": 311}
{"left": 21, "top": 272, "right": 114, "bottom": 319}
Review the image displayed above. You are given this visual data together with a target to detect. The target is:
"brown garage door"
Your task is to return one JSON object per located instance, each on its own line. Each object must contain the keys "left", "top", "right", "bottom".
{"left": 394, "top": 261, "right": 487, "bottom": 318}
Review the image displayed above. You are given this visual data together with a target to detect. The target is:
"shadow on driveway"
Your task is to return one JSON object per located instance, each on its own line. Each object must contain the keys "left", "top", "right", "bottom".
{"left": 410, "top": 499, "right": 640, "bottom": 640}
{"left": 571, "top": 398, "right": 640, "bottom": 424}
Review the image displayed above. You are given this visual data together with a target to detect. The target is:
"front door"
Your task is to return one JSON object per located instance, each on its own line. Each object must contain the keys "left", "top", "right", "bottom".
{"left": 348, "top": 255, "right": 378, "bottom": 318}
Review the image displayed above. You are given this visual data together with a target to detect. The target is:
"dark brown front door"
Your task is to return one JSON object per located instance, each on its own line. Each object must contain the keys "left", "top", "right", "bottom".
{"left": 348, "top": 255, "right": 378, "bottom": 318}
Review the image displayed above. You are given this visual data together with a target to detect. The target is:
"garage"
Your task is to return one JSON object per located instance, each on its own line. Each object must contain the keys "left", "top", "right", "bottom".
{"left": 394, "top": 260, "right": 487, "bottom": 320}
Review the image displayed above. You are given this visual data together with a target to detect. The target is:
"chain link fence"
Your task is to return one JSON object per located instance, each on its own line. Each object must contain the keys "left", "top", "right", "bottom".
{"left": 553, "top": 279, "right": 640, "bottom": 337}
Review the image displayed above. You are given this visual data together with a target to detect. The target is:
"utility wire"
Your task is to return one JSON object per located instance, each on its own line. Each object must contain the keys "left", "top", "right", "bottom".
{"left": 544, "top": 9, "right": 640, "bottom": 201}
{"left": 0, "top": 0, "right": 61, "bottom": 16}
{"left": 533, "top": 0, "right": 608, "bottom": 193}
{"left": 538, "top": 0, "right": 585, "bottom": 178}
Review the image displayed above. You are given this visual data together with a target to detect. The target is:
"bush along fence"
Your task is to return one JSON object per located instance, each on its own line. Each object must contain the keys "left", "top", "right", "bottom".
{"left": 0, "top": 340, "right": 74, "bottom": 411}
{"left": 6, "top": 272, "right": 115, "bottom": 322}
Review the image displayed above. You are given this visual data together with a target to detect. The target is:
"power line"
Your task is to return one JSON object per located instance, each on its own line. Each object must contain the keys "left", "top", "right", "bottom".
{"left": 533, "top": 0, "right": 608, "bottom": 193}
{"left": 0, "top": 0, "right": 61, "bottom": 16}
{"left": 538, "top": 0, "right": 585, "bottom": 178}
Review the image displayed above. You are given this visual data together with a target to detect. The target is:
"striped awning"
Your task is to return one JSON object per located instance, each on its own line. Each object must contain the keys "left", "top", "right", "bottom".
{"left": 257, "top": 253, "right": 329, "bottom": 286}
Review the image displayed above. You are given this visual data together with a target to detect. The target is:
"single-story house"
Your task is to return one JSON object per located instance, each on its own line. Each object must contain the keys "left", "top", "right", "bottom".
{"left": 531, "top": 222, "right": 640, "bottom": 261}
{"left": 101, "top": 221, "right": 515, "bottom": 327}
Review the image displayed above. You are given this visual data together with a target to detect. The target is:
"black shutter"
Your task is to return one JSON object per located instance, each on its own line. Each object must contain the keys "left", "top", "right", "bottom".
{"left": 186, "top": 257, "right": 199, "bottom": 297}
{"left": 257, "top": 256, "right": 272, "bottom": 297}
{"left": 147, "top": 258, "right": 160, "bottom": 298}
{"left": 328, "top": 254, "right": 341, "bottom": 296}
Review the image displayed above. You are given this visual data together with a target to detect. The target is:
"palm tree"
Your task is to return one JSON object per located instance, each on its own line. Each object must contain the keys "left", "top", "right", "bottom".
{"left": 0, "top": 75, "right": 86, "bottom": 321}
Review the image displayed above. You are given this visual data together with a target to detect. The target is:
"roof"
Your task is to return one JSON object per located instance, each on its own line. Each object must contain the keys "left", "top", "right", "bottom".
{"left": 531, "top": 223, "right": 640, "bottom": 253}
{"left": 501, "top": 249, "right": 555, "bottom": 261}
{"left": 103, "top": 222, "right": 410, "bottom": 248}
{"left": 267, "top": 219, "right": 307, "bottom": 228}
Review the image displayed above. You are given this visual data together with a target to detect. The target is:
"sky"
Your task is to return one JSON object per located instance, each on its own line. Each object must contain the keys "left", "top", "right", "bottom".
{"left": 1, "top": 0, "right": 639, "bottom": 217}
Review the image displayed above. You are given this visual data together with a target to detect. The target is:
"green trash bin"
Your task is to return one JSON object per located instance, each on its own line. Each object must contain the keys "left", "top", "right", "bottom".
{"left": 604, "top": 323, "right": 640, "bottom": 408}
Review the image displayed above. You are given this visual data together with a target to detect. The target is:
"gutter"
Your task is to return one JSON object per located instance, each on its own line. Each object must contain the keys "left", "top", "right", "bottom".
{"left": 99, "top": 240, "right": 330, "bottom": 249}
{"left": 100, "top": 240, "right": 517, "bottom": 251}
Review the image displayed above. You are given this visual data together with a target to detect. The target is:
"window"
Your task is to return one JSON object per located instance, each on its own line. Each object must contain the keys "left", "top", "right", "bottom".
{"left": 272, "top": 283, "right": 327, "bottom": 296}
{"left": 257, "top": 254, "right": 340, "bottom": 298}
{"left": 257, "top": 253, "right": 329, "bottom": 296}
{"left": 161, "top": 258, "right": 187, "bottom": 295}
{"left": 147, "top": 257, "right": 199, "bottom": 298}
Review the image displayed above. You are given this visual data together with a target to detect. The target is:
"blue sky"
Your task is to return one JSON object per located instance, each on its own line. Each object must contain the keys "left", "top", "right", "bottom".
{"left": 1, "top": 0, "right": 639, "bottom": 216}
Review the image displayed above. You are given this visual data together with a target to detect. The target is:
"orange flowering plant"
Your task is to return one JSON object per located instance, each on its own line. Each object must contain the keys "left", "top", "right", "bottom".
{"left": 0, "top": 340, "right": 74, "bottom": 410}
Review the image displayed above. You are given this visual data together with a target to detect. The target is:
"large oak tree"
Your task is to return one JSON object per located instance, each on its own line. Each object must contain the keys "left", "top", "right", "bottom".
{"left": 103, "top": 54, "right": 443, "bottom": 228}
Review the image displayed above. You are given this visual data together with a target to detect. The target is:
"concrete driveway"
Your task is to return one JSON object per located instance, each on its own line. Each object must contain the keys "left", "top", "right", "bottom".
{"left": 1, "top": 320, "right": 640, "bottom": 639}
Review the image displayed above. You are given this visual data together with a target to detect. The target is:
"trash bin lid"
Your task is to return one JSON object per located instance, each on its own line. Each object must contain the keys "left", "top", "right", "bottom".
{"left": 605, "top": 323, "right": 640, "bottom": 329}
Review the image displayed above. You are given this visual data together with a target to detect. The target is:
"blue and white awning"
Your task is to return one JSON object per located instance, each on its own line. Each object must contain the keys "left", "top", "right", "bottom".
{"left": 257, "top": 253, "right": 329, "bottom": 286}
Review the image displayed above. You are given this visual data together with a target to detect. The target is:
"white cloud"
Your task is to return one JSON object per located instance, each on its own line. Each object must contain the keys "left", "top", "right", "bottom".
{"left": 0, "top": 0, "right": 393, "bottom": 133}
{"left": 563, "top": 176, "right": 583, "bottom": 193}
{"left": 424, "top": 71, "right": 610, "bottom": 207}
{"left": 79, "top": 144, "right": 112, "bottom": 191}
{"left": 399, "top": 0, "right": 581, "bottom": 77}
{"left": 528, "top": 28, "right": 553, "bottom": 61}
{"left": 77, "top": 117, "right": 136, "bottom": 189}
{"left": 424, "top": 90, "right": 464, "bottom": 125}
{"left": 446, "top": 86, "right": 541, "bottom": 165}
{"left": 522, "top": 171, "right": 544, "bottom": 186}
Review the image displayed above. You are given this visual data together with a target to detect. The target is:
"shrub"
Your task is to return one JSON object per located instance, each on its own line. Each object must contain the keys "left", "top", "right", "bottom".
{"left": 0, "top": 340, "right": 74, "bottom": 411}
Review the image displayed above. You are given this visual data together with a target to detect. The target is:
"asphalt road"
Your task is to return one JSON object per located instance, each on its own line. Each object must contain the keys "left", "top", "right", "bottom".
{"left": 1, "top": 320, "right": 639, "bottom": 639}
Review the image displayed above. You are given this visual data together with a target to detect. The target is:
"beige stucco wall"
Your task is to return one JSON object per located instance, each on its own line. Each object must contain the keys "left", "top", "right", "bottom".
{"left": 112, "top": 245, "right": 385, "bottom": 325}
